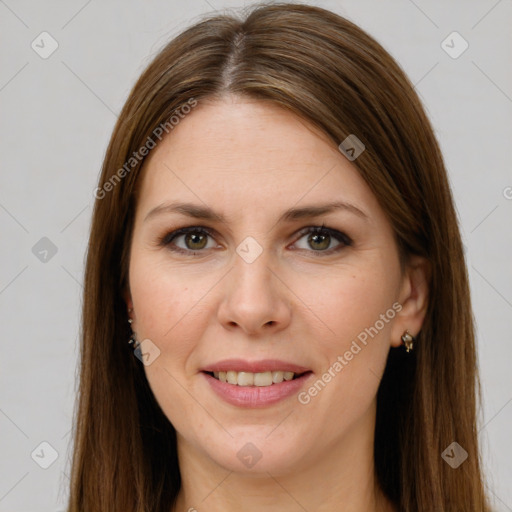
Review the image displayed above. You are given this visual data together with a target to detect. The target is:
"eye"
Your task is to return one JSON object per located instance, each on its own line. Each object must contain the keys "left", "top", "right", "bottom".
{"left": 158, "top": 223, "right": 352, "bottom": 256}
{"left": 292, "top": 224, "right": 352, "bottom": 255}
{"left": 159, "top": 226, "right": 218, "bottom": 254}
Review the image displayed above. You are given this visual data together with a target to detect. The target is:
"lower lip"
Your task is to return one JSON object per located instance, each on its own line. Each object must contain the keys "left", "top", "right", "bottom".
{"left": 202, "top": 371, "right": 313, "bottom": 408}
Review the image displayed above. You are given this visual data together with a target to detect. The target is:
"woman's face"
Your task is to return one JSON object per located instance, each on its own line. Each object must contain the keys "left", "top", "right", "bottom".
{"left": 125, "top": 96, "right": 426, "bottom": 476}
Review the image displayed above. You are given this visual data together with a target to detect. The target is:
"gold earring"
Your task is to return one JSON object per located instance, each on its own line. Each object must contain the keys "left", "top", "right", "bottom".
{"left": 401, "top": 330, "right": 415, "bottom": 353}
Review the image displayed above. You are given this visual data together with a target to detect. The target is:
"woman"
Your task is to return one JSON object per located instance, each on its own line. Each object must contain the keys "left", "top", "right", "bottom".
{"left": 68, "top": 3, "right": 491, "bottom": 510}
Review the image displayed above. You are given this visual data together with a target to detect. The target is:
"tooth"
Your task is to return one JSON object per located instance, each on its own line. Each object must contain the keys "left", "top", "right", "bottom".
{"left": 254, "top": 371, "right": 273, "bottom": 386}
{"left": 213, "top": 370, "right": 299, "bottom": 385}
{"left": 237, "top": 371, "right": 254, "bottom": 386}
{"left": 272, "top": 371, "right": 284, "bottom": 384}
{"left": 226, "top": 371, "right": 237, "bottom": 385}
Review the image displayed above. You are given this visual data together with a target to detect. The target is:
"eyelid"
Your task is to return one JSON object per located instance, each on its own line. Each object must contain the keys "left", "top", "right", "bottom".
{"left": 159, "top": 226, "right": 217, "bottom": 246}
{"left": 293, "top": 224, "right": 352, "bottom": 247}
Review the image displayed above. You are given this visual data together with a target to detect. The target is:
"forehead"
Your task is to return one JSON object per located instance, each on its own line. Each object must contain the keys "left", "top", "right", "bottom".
{"left": 134, "top": 97, "right": 381, "bottom": 224}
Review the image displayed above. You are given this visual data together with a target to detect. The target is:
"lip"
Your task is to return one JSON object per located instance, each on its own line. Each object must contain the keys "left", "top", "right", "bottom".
{"left": 201, "top": 370, "right": 314, "bottom": 408}
{"left": 200, "top": 358, "right": 311, "bottom": 374}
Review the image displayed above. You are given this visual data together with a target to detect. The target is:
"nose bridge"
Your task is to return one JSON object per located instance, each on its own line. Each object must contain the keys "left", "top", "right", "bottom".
{"left": 235, "top": 243, "right": 273, "bottom": 290}
{"left": 232, "top": 236, "right": 277, "bottom": 303}
{"left": 217, "top": 235, "right": 291, "bottom": 333}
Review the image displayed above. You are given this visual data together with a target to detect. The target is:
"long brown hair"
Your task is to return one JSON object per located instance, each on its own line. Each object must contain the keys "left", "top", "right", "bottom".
{"left": 67, "top": 3, "right": 491, "bottom": 510}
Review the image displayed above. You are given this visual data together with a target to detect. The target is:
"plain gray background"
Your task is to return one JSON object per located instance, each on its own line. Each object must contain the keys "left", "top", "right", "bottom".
{"left": 1, "top": 0, "right": 511, "bottom": 510}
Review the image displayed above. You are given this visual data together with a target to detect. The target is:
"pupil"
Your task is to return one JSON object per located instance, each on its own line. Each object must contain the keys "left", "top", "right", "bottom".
{"left": 310, "top": 233, "right": 329, "bottom": 250}
{"left": 186, "top": 232, "right": 207, "bottom": 250}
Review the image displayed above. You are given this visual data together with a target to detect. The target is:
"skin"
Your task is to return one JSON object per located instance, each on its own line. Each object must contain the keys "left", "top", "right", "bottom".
{"left": 124, "top": 95, "right": 429, "bottom": 512}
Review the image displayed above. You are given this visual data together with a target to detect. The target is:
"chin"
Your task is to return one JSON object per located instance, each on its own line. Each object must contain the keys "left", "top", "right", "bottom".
{"left": 199, "top": 430, "right": 306, "bottom": 476}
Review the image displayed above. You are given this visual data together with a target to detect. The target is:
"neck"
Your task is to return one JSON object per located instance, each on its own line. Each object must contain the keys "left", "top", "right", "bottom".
{"left": 171, "top": 401, "right": 396, "bottom": 512}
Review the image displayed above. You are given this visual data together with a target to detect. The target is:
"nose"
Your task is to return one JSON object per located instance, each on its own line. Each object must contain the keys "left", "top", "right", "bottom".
{"left": 216, "top": 247, "right": 292, "bottom": 336}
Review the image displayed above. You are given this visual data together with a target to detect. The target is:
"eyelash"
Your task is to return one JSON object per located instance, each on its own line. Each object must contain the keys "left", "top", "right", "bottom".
{"left": 157, "top": 223, "right": 353, "bottom": 257}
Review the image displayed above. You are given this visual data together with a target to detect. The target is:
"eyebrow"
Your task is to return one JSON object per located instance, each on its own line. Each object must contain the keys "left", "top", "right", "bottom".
{"left": 144, "top": 200, "right": 368, "bottom": 224}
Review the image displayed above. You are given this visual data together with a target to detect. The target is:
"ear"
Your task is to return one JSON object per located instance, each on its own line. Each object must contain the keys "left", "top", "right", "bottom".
{"left": 390, "top": 255, "right": 430, "bottom": 348}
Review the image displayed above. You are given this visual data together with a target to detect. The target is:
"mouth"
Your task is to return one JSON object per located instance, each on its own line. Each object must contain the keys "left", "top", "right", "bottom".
{"left": 202, "top": 370, "right": 311, "bottom": 387}
{"left": 201, "top": 368, "right": 314, "bottom": 408}
{"left": 200, "top": 359, "right": 313, "bottom": 407}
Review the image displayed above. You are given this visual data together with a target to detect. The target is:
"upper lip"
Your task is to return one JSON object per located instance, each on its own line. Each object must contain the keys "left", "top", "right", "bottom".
{"left": 201, "top": 359, "right": 311, "bottom": 374}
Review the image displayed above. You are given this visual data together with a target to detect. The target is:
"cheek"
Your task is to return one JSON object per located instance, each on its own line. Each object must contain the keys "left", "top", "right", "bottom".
{"left": 129, "top": 254, "right": 214, "bottom": 342}
{"left": 293, "top": 261, "right": 399, "bottom": 348}
{"left": 129, "top": 257, "right": 214, "bottom": 428}
{"left": 293, "top": 266, "right": 399, "bottom": 438}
